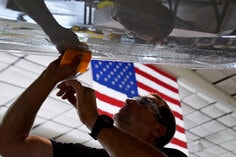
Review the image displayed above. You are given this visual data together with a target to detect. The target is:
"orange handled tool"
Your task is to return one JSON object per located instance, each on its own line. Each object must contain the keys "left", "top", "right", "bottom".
{"left": 60, "top": 49, "right": 92, "bottom": 73}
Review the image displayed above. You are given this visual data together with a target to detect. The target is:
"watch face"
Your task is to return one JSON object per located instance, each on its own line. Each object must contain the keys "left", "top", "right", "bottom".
{"left": 100, "top": 115, "right": 114, "bottom": 126}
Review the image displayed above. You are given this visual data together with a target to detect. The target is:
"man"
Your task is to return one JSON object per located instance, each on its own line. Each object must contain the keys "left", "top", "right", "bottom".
{"left": 8, "top": 0, "right": 174, "bottom": 53}
{"left": 0, "top": 56, "right": 186, "bottom": 157}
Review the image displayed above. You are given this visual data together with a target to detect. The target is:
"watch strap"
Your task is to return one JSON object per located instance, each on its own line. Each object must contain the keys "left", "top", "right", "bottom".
{"left": 89, "top": 115, "right": 114, "bottom": 140}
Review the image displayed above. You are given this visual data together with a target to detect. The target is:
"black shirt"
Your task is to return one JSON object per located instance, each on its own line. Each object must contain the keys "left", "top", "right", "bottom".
{"left": 50, "top": 140, "right": 109, "bottom": 157}
{"left": 50, "top": 140, "right": 187, "bottom": 157}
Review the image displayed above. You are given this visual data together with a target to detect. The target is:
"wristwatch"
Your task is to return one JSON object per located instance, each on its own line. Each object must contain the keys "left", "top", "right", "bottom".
{"left": 89, "top": 115, "right": 114, "bottom": 140}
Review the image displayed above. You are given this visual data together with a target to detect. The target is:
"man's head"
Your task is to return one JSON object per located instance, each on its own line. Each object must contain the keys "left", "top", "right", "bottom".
{"left": 113, "top": 0, "right": 174, "bottom": 43}
{"left": 114, "top": 93, "right": 176, "bottom": 148}
{"left": 150, "top": 93, "right": 176, "bottom": 148}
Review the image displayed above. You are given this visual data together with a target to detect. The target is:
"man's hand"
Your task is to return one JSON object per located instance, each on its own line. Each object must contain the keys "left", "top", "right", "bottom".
{"left": 57, "top": 80, "right": 98, "bottom": 130}
{"left": 43, "top": 55, "right": 81, "bottom": 83}
{"left": 56, "top": 81, "right": 77, "bottom": 107}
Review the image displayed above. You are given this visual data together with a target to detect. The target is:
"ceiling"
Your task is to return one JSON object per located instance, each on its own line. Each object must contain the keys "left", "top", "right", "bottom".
{"left": 0, "top": 0, "right": 236, "bottom": 157}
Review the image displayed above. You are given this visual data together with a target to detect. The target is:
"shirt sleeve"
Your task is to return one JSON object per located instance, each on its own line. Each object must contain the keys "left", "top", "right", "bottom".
{"left": 50, "top": 140, "right": 110, "bottom": 157}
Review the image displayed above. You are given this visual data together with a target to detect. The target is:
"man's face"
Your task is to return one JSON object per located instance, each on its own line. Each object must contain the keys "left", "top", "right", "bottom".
{"left": 113, "top": 95, "right": 162, "bottom": 135}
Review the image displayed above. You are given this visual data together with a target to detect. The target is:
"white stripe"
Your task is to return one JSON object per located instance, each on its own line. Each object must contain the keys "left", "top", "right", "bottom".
{"left": 93, "top": 81, "right": 127, "bottom": 101}
{"left": 134, "top": 63, "right": 178, "bottom": 88}
{"left": 167, "top": 101, "right": 182, "bottom": 115}
{"left": 136, "top": 74, "right": 180, "bottom": 100}
{"left": 175, "top": 116, "right": 185, "bottom": 128}
{"left": 137, "top": 87, "right": 150, "bottom": 96}
{"left": 174, "top": 131, "right": 187, "bottom": 143}
{"left": 137, "top": 83, "right": 179, "bottom": 101}
{"left": 96, "top": 99, "right": 120, "bottom": 115}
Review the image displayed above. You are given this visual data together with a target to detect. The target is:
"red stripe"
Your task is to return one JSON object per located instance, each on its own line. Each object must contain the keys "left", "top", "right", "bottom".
{"left": 95, "top": 91, "right": 124, "bottom": 108}
{"left": 137, "top": 81, "right": 181, "bottom": 106}
{"left": 170, "top": 138, "right": 188, "bottom": 148}
{"left": 145, "top": 64, "right": 177, "bottom": 82}
{"left": 98, "top": 109, "right": 113, "bottom": 118}
{"left": 176, "top": 125, "right": 185, "bottom": 134}
{"left": 173, "top": 110, "right": 183, "bottom": 120}
{"left": 160, "top": 93, "right": 181, "bottom": 107}
{"left": 135, "top": 67, "right": 178, "bottom": 93}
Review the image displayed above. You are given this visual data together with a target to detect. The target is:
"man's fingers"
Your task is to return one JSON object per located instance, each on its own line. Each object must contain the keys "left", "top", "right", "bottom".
{"left": 66, "top": 80, "right": 83, "bottom": 91}
{"left": 56, "top": 81, "right": 75, "bottom": 96}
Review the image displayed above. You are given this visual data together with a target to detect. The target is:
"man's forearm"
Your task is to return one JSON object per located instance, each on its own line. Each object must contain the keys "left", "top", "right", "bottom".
{"left": 0, "top": 70, "right": 57, "bottom": 142}
{"left": 97, "top": 127, "right": 167, "bottom": 157}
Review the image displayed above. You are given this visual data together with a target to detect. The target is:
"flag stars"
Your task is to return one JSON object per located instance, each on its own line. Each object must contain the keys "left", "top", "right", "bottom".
{"left": 91, "top": 60, "right": 138, "bottom": 98}
{"left": 96, "top": 74, "right": 100, "bottom": 80}
{"left": 95, "top": 64, "right": 99, "bottom": 68}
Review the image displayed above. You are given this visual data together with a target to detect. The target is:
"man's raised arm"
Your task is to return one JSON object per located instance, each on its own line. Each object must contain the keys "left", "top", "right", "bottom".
{"left": 0, "top": 56, "right": 80, "bottom": 157}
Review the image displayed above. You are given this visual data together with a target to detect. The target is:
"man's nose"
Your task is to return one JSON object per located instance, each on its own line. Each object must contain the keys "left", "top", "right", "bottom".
{"left": 125, "top": 98, "right": 137, "bottom": 106}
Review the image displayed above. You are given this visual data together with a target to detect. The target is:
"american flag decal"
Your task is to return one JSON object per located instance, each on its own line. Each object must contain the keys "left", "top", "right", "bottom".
{"left": 91, "top": 60, "right": 188, "bottom": 155}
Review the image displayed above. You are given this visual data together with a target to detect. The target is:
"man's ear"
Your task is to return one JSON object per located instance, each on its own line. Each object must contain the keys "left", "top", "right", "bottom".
{"left": 151, "top": 125, "right": 166, "bottom": 138}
